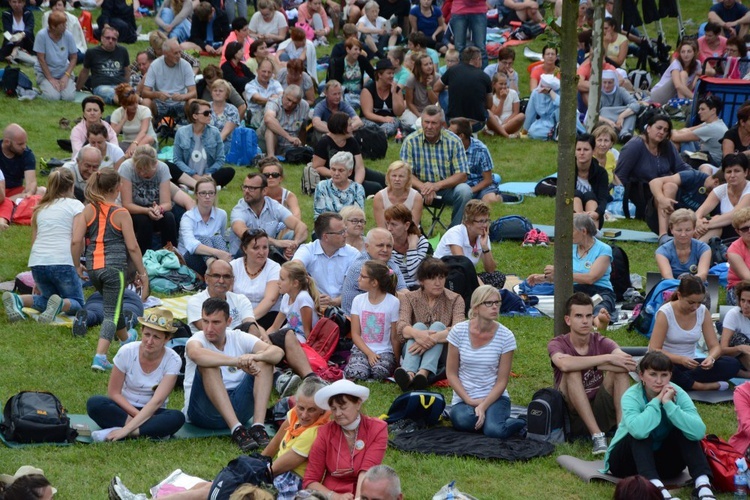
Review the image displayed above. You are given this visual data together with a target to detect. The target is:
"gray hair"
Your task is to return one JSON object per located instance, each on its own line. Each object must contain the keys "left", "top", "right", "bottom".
{"left": 163, "top": 38, "right": 180, "bottom": 52}
{"left": 284, "top": 84, "right": 303, "bottom": 101}
{"left": 573, "top": 213, "right": 597, "bottom": 237}
{"left": 77, "top": 145, "right": 102, "bottom": 163}
{"left": 295, "top": 376, "right": 328, "bottom": 399}
{"left": 362, "top": 465, "right": 401, "bottom": 497}
{"left": 330, "top": 151, "right": 354, "bottom": 172}
{"left": 364, "top": 0, "right": 378, "bottom": 10}
{"left": 422, "top": 104, "right": 444, "bottom": 121}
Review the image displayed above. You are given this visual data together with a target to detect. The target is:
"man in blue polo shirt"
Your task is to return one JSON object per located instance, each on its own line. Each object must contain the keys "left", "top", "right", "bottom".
{"left": 311, "top": 79, "right": 363, "bottom": 135}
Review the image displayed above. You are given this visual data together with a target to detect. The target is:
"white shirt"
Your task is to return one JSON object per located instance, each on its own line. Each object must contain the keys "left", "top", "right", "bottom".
{"left": 230, "top": 257, "right": 281, "bottom": 314}
{"left": 433, "top": 224, "right": 490, "bottom": 266}
{"left": 187, "top": 289, "right": 256, "bottom": 333}
{"left": 280, "top": 290, "right": 318, "bottom": 343}
{"left": 292, "top": 241, "right": 361, "bottom": 298}
{"left": 28, "top": 198, "right": 84, "bottom": 267}
{"left": 351, "top": 292, "right": 400, "bottom": 355}
{"left": 492, "top": 89, "right": 520, "bottom": 123}
{"left": 178, "top": 206, "right": 228, "bottom": 256}
{"left": 723, "top": 307, "right": 750, "bottom": 343}
{"left": 114, "top": 342, "right": 182, "bottom": 408}
{"left": 658, "top": 301, "right": 706, "bottom": 358}
{"left": 713, "top": 182, "right": 750, "bottom": 215}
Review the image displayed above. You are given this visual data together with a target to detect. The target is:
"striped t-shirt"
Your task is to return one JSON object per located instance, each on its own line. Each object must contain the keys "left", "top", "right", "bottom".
{"left": 447, "top": 320, "right": 517, "bottom": 406}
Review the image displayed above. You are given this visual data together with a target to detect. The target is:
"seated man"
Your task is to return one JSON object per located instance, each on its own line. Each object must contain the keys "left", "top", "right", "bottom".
{"left": 670, "top": 95, "right": 728, "bottom": 167}
{"left": 141, "top": 38, "right": 197, "bottom": 122}
{"left": 64, "top": 145, "right": 102, "bottom": 202}
{"left": 0, "top": 123, "right": 45, "bottom": 227}
{"left": 259, "top": 85, "right": 310, "bottom": 158}
{"left": 311, "top": 80, "right": 363, "bottom": 139}
{"left": 448, "top": 117, "right": 501, "bottom": 204}
{"left": 548, "top": 292, "right": 635, "bottom": 455}
{"left": 182, "top": 1, "right": 230, "bottom": 55}
{"left": 709, "top": 0, "right": 750, "bottom": 38}
{"left": 184, "top": 296, "right": 283, "bottom": 451}
{"left": 293, "top": 212, "right": 361, "bottom": 311}
{"left": 400, "top": 105, "right": 471, "bottom": 228}
{"left": 229, "top": 173, "right": 308, "bottom": 259}
{"left": 76, "top": 25, "right": 130, "bottom": 104}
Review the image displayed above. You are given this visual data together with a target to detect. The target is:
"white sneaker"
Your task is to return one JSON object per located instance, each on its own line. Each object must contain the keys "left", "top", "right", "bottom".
{"left": 92, "top": 427, "right": 122, "bottom": 442}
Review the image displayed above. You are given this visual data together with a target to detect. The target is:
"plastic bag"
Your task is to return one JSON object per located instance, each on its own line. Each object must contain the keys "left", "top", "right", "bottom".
{"left": 432, "top": 481, "right": 479, "bottom": 500}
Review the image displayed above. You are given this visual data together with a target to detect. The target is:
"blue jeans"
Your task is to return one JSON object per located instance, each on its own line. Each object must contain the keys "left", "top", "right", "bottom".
{"left": 450, "top": 13, "right": 488, "bottom": 68}
{"left": 159, "top": 7, "right": 192, "bottom": 43}
{"left": 93, "top": 85, "right": 116, "bottom": 104}
{"left": 86, "top": 395, "right": 185, "bottom": 438}
{"left": 437, "top": 184, "right": 473, "bottom": 228}
{"left": 31, "top": 265, "right": 84, "bottom": 314}
{"left": 401, "top": 322, "right": 445, "bottom": 375}
{"left": 450, "top": 396, "right": 525, "bottom": 438}
{"left": 187, "top": 368, "right": 255, "bottom": 429}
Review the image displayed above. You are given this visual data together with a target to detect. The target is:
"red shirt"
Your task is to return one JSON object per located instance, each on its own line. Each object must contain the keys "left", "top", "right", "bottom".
{"left": 548, "top": 332, "right": 619, "bottom": 399}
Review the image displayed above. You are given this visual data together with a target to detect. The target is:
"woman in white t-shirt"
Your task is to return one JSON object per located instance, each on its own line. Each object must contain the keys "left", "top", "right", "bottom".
{"left": 721, "top": 280, "right": 750, "bottom": 378}
{"left": 433, "top": 200, "right": 496, "bottom": 271}
{"left": 269, "top": 261, "right": 320, "bottom": 343}
{"left": 231, "top": 228, "right": 281, "bottom": 330}
{"left": 248, "top": 0, "right": 288, "bottom": 46}
{"left": 2, "top": 169, "right": 85, "bottom": 324}
{"left": 110, "top": 83, "right": 158, "bottom": 158}
{"left": 446, "top": 285, "right": 526, "bottom": 438}
{"left": 345, "top": 261, "right": 400, "bottom": 381}
{"left": 487, "top": 72, "right": 524, "bottom": 138}
{"left": 357, "top": 1, "right": 401, "bottom": 57}
{"left": 695, "top": 153, "right": 750, "bottom": 242}
{"left": 86, "top": 308, "right": 185, "bottom": 441}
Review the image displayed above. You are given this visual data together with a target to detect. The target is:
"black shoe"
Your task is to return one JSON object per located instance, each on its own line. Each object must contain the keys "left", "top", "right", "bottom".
{"left": 232, "top": 425, "right": 259, "bottom": 452}
{"left": 249, "top": 424, "right": 270, "bottom": 448}
{"left": 72, "top": 309, "right": 88, "bottom": 337}
{"left": 394, "top": 367, "right": 411, "bottom": 392}
{"left": 411, "top": 373, "right": 428, "bottom": 391}
{"left": 619, "top": 133, "right": 633, "bottom": 145}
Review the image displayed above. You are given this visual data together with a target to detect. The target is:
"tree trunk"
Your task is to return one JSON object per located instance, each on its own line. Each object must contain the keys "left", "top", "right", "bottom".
{"left": 553, "top": 0, "right": 579, "bottom": 337}
{"left": 585, "top": 0, "right": 606, "bottom": 131}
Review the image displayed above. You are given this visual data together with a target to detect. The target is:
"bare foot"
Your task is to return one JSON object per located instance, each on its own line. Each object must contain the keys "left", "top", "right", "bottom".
{"left": 0, "top": 218, "right": 8, "bottom": 231}
{"left": 594, "top": 309, "right": 611, "bottom": 332}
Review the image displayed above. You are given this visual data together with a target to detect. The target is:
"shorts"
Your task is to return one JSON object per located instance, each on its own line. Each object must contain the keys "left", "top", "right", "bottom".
{"left": 564, "top": 384, "right": 617, "bottom": 438}
{"left": 474, "top": 184, "right": 500, "bottom": 200}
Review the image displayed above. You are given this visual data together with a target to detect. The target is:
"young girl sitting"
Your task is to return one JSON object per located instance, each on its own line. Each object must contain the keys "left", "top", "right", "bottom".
{"left": 486, "top": 72, "right": 524, "bottom": 138}
{"left": 721, "top": 279, "right": 750, "bottom": 378}
{"left": 72, "top": 168, "right": 150, "bottom": 371}
{"left": 604, "top": 351, "right": 717, "bottom": 500}
{"left": 344, "top": 260, "right": 400, "bottom": 381}
{"left": 269, "top": 261, "right": 320, "bottom": 343}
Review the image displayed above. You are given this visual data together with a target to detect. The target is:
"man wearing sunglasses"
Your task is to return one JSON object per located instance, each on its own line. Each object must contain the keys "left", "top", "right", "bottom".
{"left": 76, "top": 25, "right": 130, "bottom": 104}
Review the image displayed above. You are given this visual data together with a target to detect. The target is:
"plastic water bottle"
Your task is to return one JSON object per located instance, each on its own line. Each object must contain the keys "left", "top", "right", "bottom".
{"left": 736, "top": 458, "right": 748, "bottom": 499}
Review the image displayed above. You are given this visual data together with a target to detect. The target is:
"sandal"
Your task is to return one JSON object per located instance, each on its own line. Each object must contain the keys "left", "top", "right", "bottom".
{"left": 691, "top": 484, "right": 716, "bottom": 500}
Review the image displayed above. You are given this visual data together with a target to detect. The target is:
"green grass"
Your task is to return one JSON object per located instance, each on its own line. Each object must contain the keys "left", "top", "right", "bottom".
{"left": 0, "top": 1, "right": 736, "bottom": 498}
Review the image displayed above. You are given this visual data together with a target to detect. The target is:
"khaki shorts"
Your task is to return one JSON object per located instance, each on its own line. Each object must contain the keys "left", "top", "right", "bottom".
{"left": 564, "top": 385, "right": 617, "bottom": 438}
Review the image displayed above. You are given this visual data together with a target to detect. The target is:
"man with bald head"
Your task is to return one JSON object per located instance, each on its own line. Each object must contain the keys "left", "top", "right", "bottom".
{"left": 142, "top": 38, "right": 196, "bottom": 121}
{"left": 340, "top": 227, "right": 407, "bottom": 314}
{"left": 65, "top": 145, "right": 102, "bottom": 202}
{"left": 0, "top": 124, "right": 45, "bottom": 226}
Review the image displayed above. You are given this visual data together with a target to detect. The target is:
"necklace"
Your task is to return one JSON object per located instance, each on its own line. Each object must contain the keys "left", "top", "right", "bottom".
{"left": 245, "top": 259, "right": 265, "bottom": 278}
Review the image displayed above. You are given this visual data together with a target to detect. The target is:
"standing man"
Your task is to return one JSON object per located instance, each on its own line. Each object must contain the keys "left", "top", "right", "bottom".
{"left": 76, "top": 25, "right": 130, "bottom": 104}
{"left": 547, "top": 293, "right": 635, "bottom": 455}
{"left": 450, "top": 0, "right": 489, "bottom": 67}
{"left": 142, "top": 39, "right": 197, "bottom": 122}
{"left": 260, "top": 85, "right": 310, "bottom": 158}
{"left": 400, "top": 105, "right": 471, "bottom": 228}
{"left": 433, "top": 47, "right": 492, "bottom": 131}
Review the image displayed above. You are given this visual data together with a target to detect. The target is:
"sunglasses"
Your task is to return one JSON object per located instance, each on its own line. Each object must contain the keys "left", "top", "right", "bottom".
{"left": 263, "top": 172, "right": 282, "bottom": 179}
{"left": 738, "top": 225, "right": 750, "bottom": 234}
{"left": 196, "top": 110, "right": 211, "bottom": 117}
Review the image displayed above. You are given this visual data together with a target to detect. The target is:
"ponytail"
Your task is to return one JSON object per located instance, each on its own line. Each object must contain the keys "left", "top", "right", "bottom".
{"left": 281, "top": 261, "right": 321, "bottom": 311}
{"left": 84, "top": 167, "right": 120, "bottom": 206}
{"left": 32, "top": 168, "right": 75, "bottom": 226}
{"left": 363, "top": 260, "right": 397, "bottom": 296}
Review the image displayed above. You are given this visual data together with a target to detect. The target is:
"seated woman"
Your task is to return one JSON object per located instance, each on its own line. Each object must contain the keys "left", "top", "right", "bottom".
{"left": 727, "top": 208, "right": 750, "bottom": 305}
{"left": 178, "top": 176, "right": 231, "bottom": 276}
{"left": 602, "top": 18, "right": 628, "bottom": 68}
{"left": 258, "top": 157, "right": 302, "bottom": 223}
{"left": 86, "top": 308, "right": 185, "bottom": 441}
{"left": 208, "top": 79, "right": 241, "bottom": 155}
{"left": 155, "top": 0, "right": 192, "bottom": 44}
{"left": 197, "top": 66, "right": 248, "bottom": 123}
{"left": 721, "top": 280, "right": 750, "bottom": 379}
{"left": 220, "top": 42, "right": 256, "bottom": 96}
{"left": 2, "top": 0, "right": 34, "bottom": 64}
{"left": 277, "top": 27, "right": 317, "bottom": 80}
{"left": 394, "top": 258, "right": 465, "bottom": 391}
{"left": 42, "top": 0, "right": 86, "bottom": 62}
{"left": 173, "top": 99, "right": 235, "bottom": 188}
{"left": 670, "top": 95, "right": 727, "bottom": 167}
{"left": 119, "top": 145, "right": 178, "bottom": 254}
{"left": 527, "top": 214, "right": 616, "bottom": 327}
{"left": 604, "top": 351, "right": 717, "bottom": 500}
{"left": 313, "top": 111, "right": 386, "bottom": 197}
{"left": 649, "top": 39, "right": 701, "bottom": 106}
{"left": 327, "top": 38, "right": 374, "bottom": 109}
{"left": 297, "top": 0, "right": 331, "bottom": 46}
{"left": 408, "top": 0, "right": 446, "bottom": 53}
{"left": 244, "top": 58, "right": 283, "bottom": 129}
{"left": 595, "top": 69, "right": 640, "bottom": 144}
{"left": 574, "top": 134, "right": 610, "bottom": 228}
{"left": 722, "top": 103, "right": 750, "bottom": 156}
{"left": 529, "top": 45, "right": 560, "bottom": 91}
{"left": 276, "top": 58, "right": 317, "bottom": 107}
{"left": 522, "top": 74, "right": 560, "bottom": 140}
{"left": 649, "top": 275, "right": 741, "bottom": 392}
{"left": 340, "top": 205, "right": 367, "bottom": 252}
{"left": 356, "top": 1, "right": 401, "bottom": 58}
{"left": 33, "top": 11, "right": 77, "bottom": 102}
{"left": 303, "top": 379, "right": 388, "bottom": 498}
{"left": 313, "top": 151, "right": 365, "bottom": 220}
{"left": 433, "top": 200, "right": 499, "bottom": 278}
{"left": 403, "top": 52, "right": 439, "bottom": 127}
{"left": 694, "top": 153, "right": 750, "bottom": 242}
{"left": 592, "top": 123, "right": 620, "bottom": 185}
{"left": 655, "top": 209, "right": 711, "bottom": 282}
{"left": 486, "top": 72, "right": 524, "bottom": 138}
{"left": 220, "top": 17, "right": 252, "bottom": 67}
{"left": 245, "top": 39, "right": 279, "bottom": 75}
{"left": 111, "top": 83, "right": 158, "bottom": 158}
{"left": 446, "top": 285, "right": 526, "bottom": 439}
{"left": 385, "top": 204, "right": 429, "bottom": 289}
{"left": 373, "top": 160, "right": 423, "bottom": 228}
{"left": 70, "top": 95, "right": 118, "bottom": 158}
{"left": 230, "top": 229, "right": 281, "bottom": 330}
{"left": 248, "top": 0, "right": 288, "bottom": 48}
{"left": 360, "top": 59, "right": 406, "bottom": 138}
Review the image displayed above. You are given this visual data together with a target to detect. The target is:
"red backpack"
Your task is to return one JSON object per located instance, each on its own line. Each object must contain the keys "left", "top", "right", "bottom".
{"left": 701, "top": 434, "right": 743, "bottom": 492}
{"left": 306, "top": 318, "right": 339, "bottom": 362}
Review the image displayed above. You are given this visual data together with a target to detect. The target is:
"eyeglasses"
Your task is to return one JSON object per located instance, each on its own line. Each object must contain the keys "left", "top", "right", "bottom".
{"left": 738, "top": 225, "right": 750, "bottom": 234}
{"left": 263, "top": 172, "right": 282, "bottom": 179}
{"left": 197, "top": 191, "right": 216, "bottom": 197}
{"left": 242, "top": 185, "right": 263, "bottom": 191}
{"left": 326, "top": 229, "right": 347, "bottom": 236}
{"left": 347, "top": 218, "right": 366, "bottom": 225}
{"left": 474, "top": 219, "right": 490, "bottom": 225}
{"left": 207, "top": 273, "right": 233, "bottom": 280}
{"left": 482, "top": 300, "right": 501, "bottom": 308}
{"left": 197, "top": 110, "right": 212, "bottom": 117}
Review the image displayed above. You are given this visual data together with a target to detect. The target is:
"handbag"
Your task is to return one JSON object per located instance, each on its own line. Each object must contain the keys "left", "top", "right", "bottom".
{"left": 10, "top": 194, "right": 41, "bottom": 226}
{"left": 295, "top": 21, "right": 315, "bottom": 40}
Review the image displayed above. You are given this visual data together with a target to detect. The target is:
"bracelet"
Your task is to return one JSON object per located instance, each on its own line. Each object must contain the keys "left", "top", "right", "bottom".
{"left": 65, "top": 71, "right": 71, "bottom": 77}
{"left": 482, "top": 248, "right": 490, "bottom": 254}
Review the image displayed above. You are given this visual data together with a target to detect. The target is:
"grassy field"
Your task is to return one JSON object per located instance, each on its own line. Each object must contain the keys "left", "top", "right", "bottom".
{"left": 0, "top": 1, "right": 737, "bottom": 498}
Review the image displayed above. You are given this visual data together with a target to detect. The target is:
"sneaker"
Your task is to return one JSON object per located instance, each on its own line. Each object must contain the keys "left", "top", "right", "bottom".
{"left": 92, "top": 427, "right": 122, "bottom": 442}
{"left": 2, "top": 291, "right": 27, "bottom": 322}
{"left": 123, "top": 310, "right": 138, "bottom": 330}
{"left": 536, "top": 231, "right": 550, "bottom": 247}
{"left": 522, "top": 229, "right": 539, "bottom": 247}
{"left": 231, "top": 425, "right": 259, "bottom": 452}
{"left": 92, "top": 354, "right": 114, "bottom": 372}
{"left": 38, "top": 294, "right": 64, "bottom": 324}
{"left": 280, "top": 373, "right": 302, "bottom": 399}
{"left": 73, "top": 309, "right": 88, "bottom": 337}
{"left": 120, "top": 328, "right": 138, "bottom": 345}
{"left": 393, "top": 367, "right": 411, "bottom": 391}
{"left": 249, "top": 424, "right": 271, "bottom": 448}
{"left": 592, "top": 432, "right": 607, "bottom": 455}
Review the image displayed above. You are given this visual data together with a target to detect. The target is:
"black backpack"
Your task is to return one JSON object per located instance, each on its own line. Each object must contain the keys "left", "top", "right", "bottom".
{"left": 208, "top": 455, "right": 276, "bottom": 500}
{"left": 284, "top": 146, "right": 314, "bottom": 164}
{"left": 385, "top": 391, "right": 445, "bottom": 426}
{"left": 526, "top": 387, "right": 569, "bottom": 444}
{"left": 1, "top": 391, "right": 76, "bottom": 443}
{"left": 441, "top": 255, "right": 478, "bottom": 316}
{"left": 489, "top": 215, "right": 533, "bottom": 242}
{"left": 354, "top": 123, "right": 388, "bottom": 159}
{"left": 609, "top": 243, "right": 632, "bottom": 302}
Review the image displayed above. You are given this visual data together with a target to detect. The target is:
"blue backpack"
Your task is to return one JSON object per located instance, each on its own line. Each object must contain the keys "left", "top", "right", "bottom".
{"left": 628, "top": 279, "right": 679, "bottom": 338}
{"left": 489, "top": 215, "right": 533, "bottom": 242}
{"left": 226, "top": 127, "right": 260, "bottom": 166}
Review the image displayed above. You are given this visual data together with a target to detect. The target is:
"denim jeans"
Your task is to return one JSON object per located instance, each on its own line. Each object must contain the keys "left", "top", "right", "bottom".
{"left": 93, "top": 85, "right": 116, "bottom": 104}
{"left": 450, "top": 13, "right": 488, "bottom": 68}
{"left": 450, "top": 396, "right": 525, "bottom": 438}
{"left": 86, "top": 395, "right": 185, "bottom": 438}
{"left": 159, "top": 7, "right": 192, "bottom": 43}
{"left": 437, "top": 184, "right": 473, "bottom": 228}
{"left": 401, "top": 322, "right": 446, "bottom": 375}
{"left": 31, "top": 265, "right": 85, "bottom": 314}
{"left": 187, "top": 369, "right": 255, "bottom": 429}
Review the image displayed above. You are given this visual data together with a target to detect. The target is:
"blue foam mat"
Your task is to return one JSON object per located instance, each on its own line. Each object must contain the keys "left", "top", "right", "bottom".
{"left": 533, "top": 225, "right": 659, "bottom": 243}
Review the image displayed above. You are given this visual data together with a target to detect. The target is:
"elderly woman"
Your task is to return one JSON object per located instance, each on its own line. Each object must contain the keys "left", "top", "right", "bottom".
{"left": 595, "top": 69, "right": 640, "bottom": 144}
{"left": 245, "top": 58, "right": 283, "bottom": 129}
{"left": 649, "top": 275, "right": 741, "bottom": 392}
{"left": 119, "top": 145, "right": 177, "bottom": 254}
{"left": 433, "top": 200, "right": 497, "bottom": 273}
{"left": 574, "top": 134, "right": 610, "bottom": 228}
{"left": 656, "top": 209, "right": 711, "bottom": 282}
{"left": 340, "top": 205, "right": 367, "bottom": 252}
{"left": 694, "top": 153, "right": 750, "bottom": 242}
{"left": 592, "top": 123, "right": 620, "bottom": 184}
{"left": 394, "top": 258, "right": 465, "bottom": 391}
{"left": 86, "top": 308, "right": 185, "bottom": 441}
{"left": 33, "top": 11, "right": 77, "bottom": 101}
{"left": 303, "top": 379, "right": 388, "bottom": 498}
{"left": 173, "top": 99, "right": 235, "bottom": 188}
{"left": 220, "top": 42, "right": 256, "bottom": 96}
{"left": 248, "top": 0, "right": 288, "bottom": 47}
{"left": 373, "top": 160, "right": 424, "bottom": 228}
{"left": 446, "top": 285, "right": 526, "bottom": 439}
{"left": 386, "top": 204, "right": 429, "bottom": 289}
{"left": 313, "top": 151, "right": 365, "bottom": 220}
{"left": 111, "top": 83, "right": 158, "bottom": 158}
{"left": 360, "top": 59, "right": 406, "bottom": 138}
{"left": 70, "top": 95, "right": 119, "bottom": 157}
{"left": 178, "top": 176, "right": 231, "bottom": 276}
{"left": 209, "top": 79, "right": 241, "bottom": 155}
{"left": 230, "top": 229, "right": 281, "bottom": 330}
{"left": 277, "top": 58, "right": 316, "bottom": 106}
{"left": 727, "top": 208, "right": 750, "bottom": 305}
{"left": 522, "top": 74, "right": 560, "bottom": 140}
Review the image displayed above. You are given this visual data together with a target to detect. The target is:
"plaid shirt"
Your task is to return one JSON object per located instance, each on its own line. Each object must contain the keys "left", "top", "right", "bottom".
{"left": 399, "top": 128, "right": 469, "bottom": 183}
{"left": 465, "top": 137, "right": 494, "bottom": 187}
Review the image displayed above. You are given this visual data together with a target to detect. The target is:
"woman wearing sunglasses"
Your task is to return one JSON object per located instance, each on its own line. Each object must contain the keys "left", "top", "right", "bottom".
{"left": 258, "top": 157, "right": 302, "bottom": 225}
{"left": 173, "top": 99, "right": 235, "bottom": 188}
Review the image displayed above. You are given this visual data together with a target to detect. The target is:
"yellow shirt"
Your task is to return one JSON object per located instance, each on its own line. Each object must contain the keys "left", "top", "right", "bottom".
{"left": 276, "top": 409, "right": 325, "bottom": 478}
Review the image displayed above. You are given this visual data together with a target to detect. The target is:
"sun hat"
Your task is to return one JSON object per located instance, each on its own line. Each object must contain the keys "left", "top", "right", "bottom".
{"left": 314, "top": 379, "right": 370, "bottom": 410}
{"left": 137, "top": 308, "right": 178, "bottom": 333}
{"left": 0, "top": 466, "right": 57, "bottom": 494}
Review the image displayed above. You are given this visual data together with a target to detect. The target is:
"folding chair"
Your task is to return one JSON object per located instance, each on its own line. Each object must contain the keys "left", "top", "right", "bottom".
{"left": 423, "top": 196, "right": 448, "bottom": 238}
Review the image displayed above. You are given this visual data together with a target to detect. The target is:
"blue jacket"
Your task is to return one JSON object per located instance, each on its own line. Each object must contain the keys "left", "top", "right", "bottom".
{"left": 2, "top": 9, "right": 34, "bottom": 42}
{"left": 173, "top": 124, "right": 225, "bottom": 176}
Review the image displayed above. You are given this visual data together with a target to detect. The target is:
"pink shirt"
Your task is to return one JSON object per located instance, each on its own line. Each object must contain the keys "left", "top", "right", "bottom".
{"left": 730, "top": 382, "right": 750, "bottom": 454}
{"left": 220, "top": 31, "right": 254, "bottom": 66}
{"left": 697, "top": 35, "right": 727, "bottom": 64}
{"left": 297, "top": 3, "right": 330, "bottom": 34}
{"left": 548, "top": 332, "right": 619, "bottom": 400}
{"left": 447, "top": 0, "right": 486, "bottom": 16}
{"left": 728, "top": 238, "right": 750, "bottom": 289}
{"left": 70, "top": 120, "right": 118, "bottom": 157}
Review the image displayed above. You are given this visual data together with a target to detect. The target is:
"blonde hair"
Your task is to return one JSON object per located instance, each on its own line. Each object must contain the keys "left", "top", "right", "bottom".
{"left": 733, "top": 207, "right": 750, "bottom": 229}
{"left": 339, "top": 205, "right": 365, "bottom": 222}
{"left": 281, "top": 261, "right": 320, "bottom": 310}
{"left": 385, "top": 161, "right": 413, "bottom": 190}
{"left": 210, "top": 78, "right": 232, "bottom": 96}
{"left": 462, "top": 200, "right": 490, "bottom": 224}
{"left": 85, "top": 167, "right": 120, "bottom": 206}
{"left": 132, "top": 145, "right": 158, "bottom": 175}
{"left": 33, "top": 168, "right": 75, "bottom": 226}
{"left": 669, "top": 208, "right": 697, "bottom": 230}
{"left": 468, "top": 285, "right": 501, "bottom": 319}
{"left": 228, "top": 484, "right": 275, "bottom": 500}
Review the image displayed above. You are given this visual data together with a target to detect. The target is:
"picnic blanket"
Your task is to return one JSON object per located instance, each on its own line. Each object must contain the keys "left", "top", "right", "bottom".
{"left": 532, "top": 225, "right": 659, "bottom": 243}
{"left": 557, "top": 455, "right": 692, "bottom": 486}
{"left": 151, "top": 295, "right": 191, "bottom": 320}
{"left": 21, "top": 307, "right": 74, "bottom": 327}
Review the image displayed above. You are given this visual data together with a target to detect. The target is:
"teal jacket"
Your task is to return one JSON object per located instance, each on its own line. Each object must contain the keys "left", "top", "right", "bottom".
{"left": 603, "top": 382, "right": 706, "bottom": 472}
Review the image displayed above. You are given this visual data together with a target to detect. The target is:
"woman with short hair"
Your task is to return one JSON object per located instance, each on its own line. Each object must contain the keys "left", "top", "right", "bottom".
{"left": 33, "top": 10, "right": 77, "bottom": 101}
{"left": 70, "top": 95, "right": 119, "bottom": 157}
{"left": 385, "top": 204, "right": 429, "bottom": 289}
{"left": 695, "top": 153, "right": 750, "bottom": 242}
{"left": 220, "top": 41, "right": 256, "bottom": 95}
{"left": 313, "top": 151, "right": 365, "bottom": 219}
{"left": 726, "top": 207, "right": 750, "bottom": 305}
{"left": 209, "top": 79, "right": 241, "bottom": 155}
{"left": 656, "top": 209, "right": 711, "bottom": 281}
{"left": 340, "top": 205, "right": 367, "bottom": 252}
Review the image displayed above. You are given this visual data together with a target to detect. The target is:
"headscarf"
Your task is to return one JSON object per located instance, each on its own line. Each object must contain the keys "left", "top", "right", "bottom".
{"left": 601, "top": 69, "right": 618, "bottom": 96}
{"left": 539, "top": 74, "right": 560, "bottom": 91}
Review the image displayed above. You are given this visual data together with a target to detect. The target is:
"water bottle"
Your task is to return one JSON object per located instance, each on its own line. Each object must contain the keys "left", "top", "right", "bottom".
{"left": 736, "top": 458, "right": 748, "bottom": 499}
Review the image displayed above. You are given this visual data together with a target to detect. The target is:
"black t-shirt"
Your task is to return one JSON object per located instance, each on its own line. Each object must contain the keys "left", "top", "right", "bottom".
{"left": 84, "top": 45, "right": 130, "bottom": 88}
{"left": 441, "top": 63, "right": 492, "bottom": 122}
{"left": 722, "top": 126, "right": 750, "bottom": 154}
{"left": 364, "top": 80, "right": 394, "bottom": 117}
{"left": 313, "top": 135, "right": 361, "bottom": 178}
{"left": 377, "top": 0, "right": 410, "bottom": 20}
